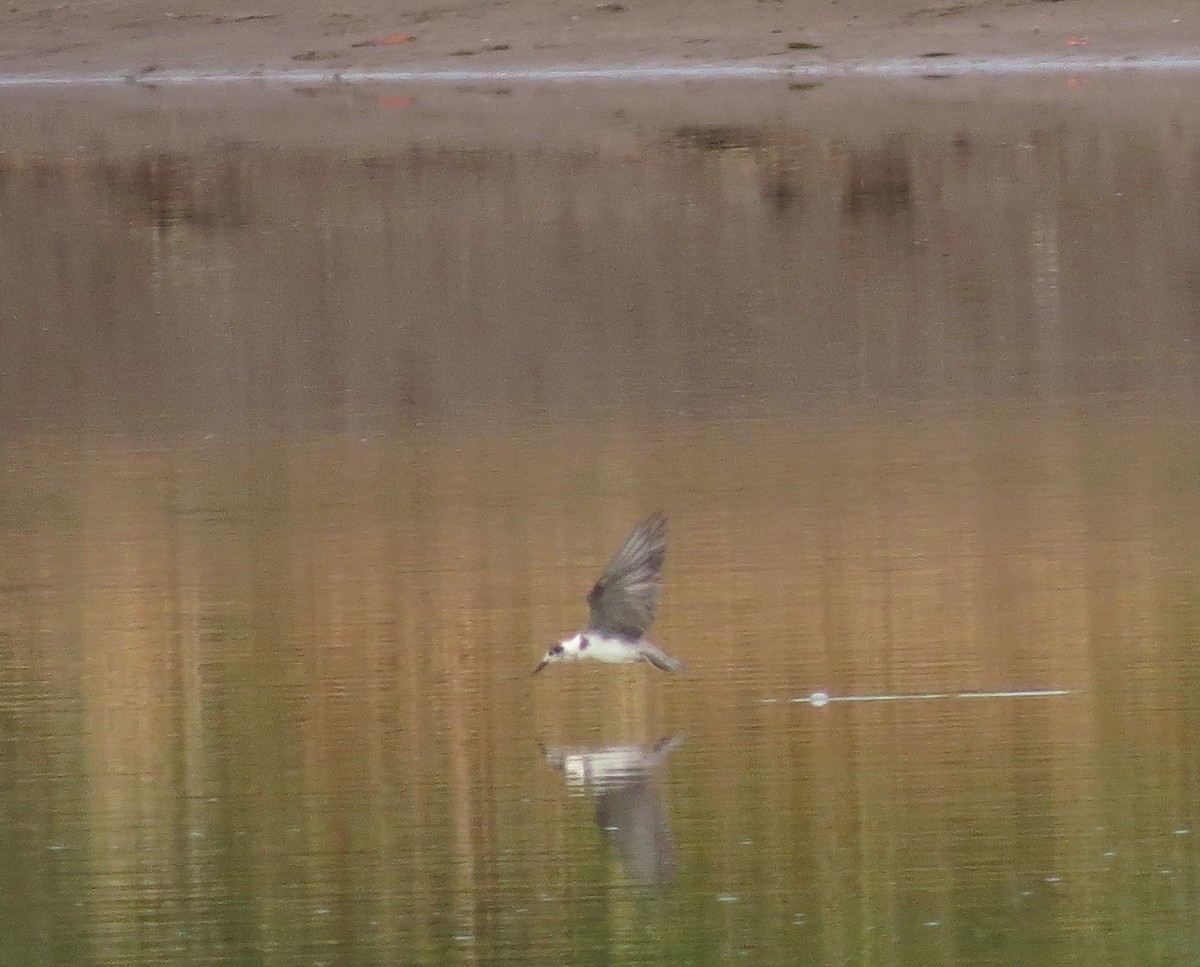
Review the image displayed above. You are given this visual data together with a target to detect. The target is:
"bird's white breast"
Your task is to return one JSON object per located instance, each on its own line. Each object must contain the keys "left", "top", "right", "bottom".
{"left": 573, "top": 633, "right": 644, "bottom": 664}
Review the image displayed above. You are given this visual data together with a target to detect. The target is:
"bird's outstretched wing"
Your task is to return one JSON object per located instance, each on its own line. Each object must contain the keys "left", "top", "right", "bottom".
{"left": 586, "top": 512, "right": 667, "bottom": 639}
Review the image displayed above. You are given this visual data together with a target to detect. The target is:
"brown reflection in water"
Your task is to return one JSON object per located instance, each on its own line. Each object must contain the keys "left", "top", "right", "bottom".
{"left": 843, "top": 135, "right": 913, "bottom": 217}
{"left": 670, "top": 125, "right": 766, "bottom": 152}
{"left": 0, "top": 400, "right": 1197, "bottom": 961}
{"left": 2, "top": 96, "right": 1199, "bottom": 435}
{"left": 97, "top": 152, "right": 251, "bottom": 232}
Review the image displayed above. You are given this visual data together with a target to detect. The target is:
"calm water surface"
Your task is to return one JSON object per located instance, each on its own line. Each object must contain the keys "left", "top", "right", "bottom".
{"left": 1, "top": 75, "right": 1199, "bottom": 966}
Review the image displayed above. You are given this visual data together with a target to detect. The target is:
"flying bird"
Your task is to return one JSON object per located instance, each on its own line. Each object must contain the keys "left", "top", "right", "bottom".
{"left": 534, "top": 512, "right": 684, "bottom": 674}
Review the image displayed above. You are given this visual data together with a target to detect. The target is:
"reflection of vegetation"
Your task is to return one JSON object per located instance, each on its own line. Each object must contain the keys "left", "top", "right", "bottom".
{"left": 0, "top": 479, "right": 75, "bottom": 530}
{"left": 670, "top": 125, "right": 764, "bottom": 152}
{"left": 843, "top": 136, "right": 912, "bottom": 215}
{"left": 98, "top": 151, "right": 249, "bottom": 231}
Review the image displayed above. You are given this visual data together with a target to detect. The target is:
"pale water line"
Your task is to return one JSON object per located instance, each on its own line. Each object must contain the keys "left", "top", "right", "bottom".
{"left": 758, "top": 688, "right": 1078, "bottom": 706}
{"left": 1, "top": 55, "right": 1200, "bottom": 88}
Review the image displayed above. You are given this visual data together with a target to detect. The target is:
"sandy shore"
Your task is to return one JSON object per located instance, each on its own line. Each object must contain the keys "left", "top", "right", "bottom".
{"left": 0, "top": 0, "right": 1197, "bottom": 80}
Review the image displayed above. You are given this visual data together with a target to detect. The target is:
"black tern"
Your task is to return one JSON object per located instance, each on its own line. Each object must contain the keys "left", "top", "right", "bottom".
{"left": 534, "top": 512, "right": 684, "bottom": 674}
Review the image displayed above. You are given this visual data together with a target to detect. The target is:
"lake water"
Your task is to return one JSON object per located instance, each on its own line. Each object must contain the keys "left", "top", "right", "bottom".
{"left": 1, "top": 73, "right": 1199, "bottom": 966}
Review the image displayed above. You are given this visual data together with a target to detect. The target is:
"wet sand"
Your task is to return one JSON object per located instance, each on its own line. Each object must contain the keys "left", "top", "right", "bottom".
{"left": 1, "top": 0, "right": 1197, "bottom": 80}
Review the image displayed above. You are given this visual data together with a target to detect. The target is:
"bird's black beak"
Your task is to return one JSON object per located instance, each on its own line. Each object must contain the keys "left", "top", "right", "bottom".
{"left": 533, "top": 657, "right": 549, "bottom": 675}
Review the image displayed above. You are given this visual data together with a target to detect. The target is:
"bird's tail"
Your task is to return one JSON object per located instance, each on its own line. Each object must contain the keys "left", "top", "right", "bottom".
{"left": 640, "top": 643, "right": 685, "bottom": 673}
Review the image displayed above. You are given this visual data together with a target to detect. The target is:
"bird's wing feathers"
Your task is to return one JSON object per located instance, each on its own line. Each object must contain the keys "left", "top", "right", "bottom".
{"left": 586, "top": 512, "right": 667, "bottom": 639}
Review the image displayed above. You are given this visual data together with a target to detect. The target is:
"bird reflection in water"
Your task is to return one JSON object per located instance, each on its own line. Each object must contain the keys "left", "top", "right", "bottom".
{"left": 541, "top": 735, "right": 685, "bottom": 886}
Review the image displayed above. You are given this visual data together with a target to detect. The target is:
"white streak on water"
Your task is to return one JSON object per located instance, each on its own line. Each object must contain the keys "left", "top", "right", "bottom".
{"left": 771, "top": 688, "right": 1077, "bottom": 705}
